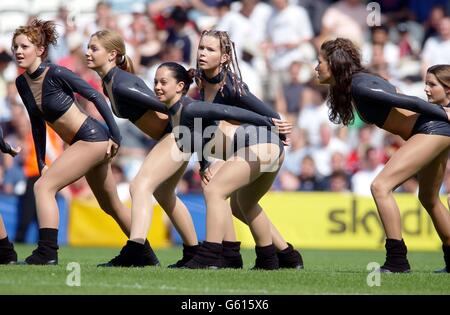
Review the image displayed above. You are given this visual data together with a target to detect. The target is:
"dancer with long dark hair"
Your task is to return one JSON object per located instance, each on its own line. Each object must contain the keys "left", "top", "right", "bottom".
{"left": 153, "top": 61, "right": 289, "bottom": 269}
{"left": 317, "top": 37, "right": 450, "bottom": 273}
{"left": 193, "top": 30, "right": 304, "bottom": 269}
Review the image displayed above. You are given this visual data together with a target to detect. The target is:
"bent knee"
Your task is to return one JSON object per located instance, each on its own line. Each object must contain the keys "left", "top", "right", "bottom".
{"left": 129, "top": 178, "right": 151, "bottom": 197}
{"left": 370, "top": 178, "right": 390, "bottom": 197}
{"left": 34, "top": 177, "right": 55, "bottom": 195}
{"left": 203, "top": 182, "right": 226, "bottom": 200}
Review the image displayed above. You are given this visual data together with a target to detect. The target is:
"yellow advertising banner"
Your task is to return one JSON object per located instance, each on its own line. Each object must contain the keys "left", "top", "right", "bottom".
{"left": 68, "top": 198, "right": 170, "bottom": 248}
{"left": 234, "top": 192, "right": 443, "bottom": 251}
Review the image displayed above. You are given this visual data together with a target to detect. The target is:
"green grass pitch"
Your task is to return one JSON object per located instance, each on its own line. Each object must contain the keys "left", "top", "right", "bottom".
{"left": 0, "top": 245, "right": 448, "bottom": 295}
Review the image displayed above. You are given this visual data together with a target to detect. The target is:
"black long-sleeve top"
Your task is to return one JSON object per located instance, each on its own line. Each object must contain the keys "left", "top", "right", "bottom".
{"left": 168, "top": 96, "right": 275, "bottom": 155}
{"left": 200, "top": 73, "right": 281, "bottom": 120}
{"left": 102, "top": 66, "right": 168, "bottom": 122}
{"left": 351, "top": 72, "right": 448, "bottom": 128}
{"left": 195, "top": 73, "right": 284, "bottom": 170}
{"left": 15, "top": 62, "right": 121, "bottom": 172}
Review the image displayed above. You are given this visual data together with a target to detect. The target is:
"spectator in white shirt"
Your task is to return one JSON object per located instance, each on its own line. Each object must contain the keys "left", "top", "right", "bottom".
{"left": 422, "top": 17, "right": 450, "bottom": 73}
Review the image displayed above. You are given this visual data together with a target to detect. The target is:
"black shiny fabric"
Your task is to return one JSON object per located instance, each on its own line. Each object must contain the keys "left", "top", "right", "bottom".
{"left": 232, "top": 124, "right": 284, "bottom": 156}
{"left": 351, "top": 72, "right": 448, "bottom": 128}
{"left": 70, "top": 117, "right": 110, "bottom": 145}
{"left": 16, "top": 63, "right": 121, "bottom": 172}
{"left": 169, "top": 97, "right": 275, "bottom": 156}
{"left": 412, "top": 113, "right": 450, "bottom": 137}
{"left": 102, "top": 66, "right": 168, "bottom": 122}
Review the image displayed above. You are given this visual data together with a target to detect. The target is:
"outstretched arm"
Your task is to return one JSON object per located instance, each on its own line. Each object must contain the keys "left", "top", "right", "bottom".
{"left": 182, "top": 101, "right": 275, "bottom": 128}
{"left": 352, "top": 85, "right": 448, "bottom": 121}
{"left": 236, "top": 85, "right": 281, "bottom": 119}
{"left": 114, "top": 81, "right": 168, "bottom": 114}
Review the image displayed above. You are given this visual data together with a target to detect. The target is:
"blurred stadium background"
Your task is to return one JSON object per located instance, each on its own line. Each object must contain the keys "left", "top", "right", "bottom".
{"left": 0, "top": 0, "right": 450, "bottom": 294}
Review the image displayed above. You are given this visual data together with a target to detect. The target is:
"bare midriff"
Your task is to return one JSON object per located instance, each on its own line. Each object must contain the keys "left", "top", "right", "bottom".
{"left": 382, "top": 107, "right": 419, "bottom": 140}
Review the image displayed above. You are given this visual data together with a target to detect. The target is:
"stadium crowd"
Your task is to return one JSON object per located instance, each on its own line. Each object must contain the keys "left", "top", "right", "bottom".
{"left": 0, "top": 0, "right": 449, "bottom": 205}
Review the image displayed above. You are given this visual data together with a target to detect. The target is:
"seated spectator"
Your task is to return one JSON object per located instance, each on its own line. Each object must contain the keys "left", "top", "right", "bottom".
{"left": 319, "top": 152, "right": 352, "bottom": 191}
{"left": 351, "top": 147, "right": 385, "bottom": 196}
{"left": 297, "top": 83, "right": 331, "bottom": 147}
{"left": 275, "top": 61, "right": 306, "bottom": 122}
{"left": 298, "top": 155, "right": 322, "bottom": 192}
{"left": 311, "top": 123, "right": 349, "bottom": 177}
{"left": 166, "top": 6, "right": 198, "bottom": 64}
{"left": 363, "top": 26, "right": 400, "bottom": 77}
{"left": 327, "top": 170, "right": 351, "bottom": 193}
{"left": 281, "top": 127, "right": 311, "bottom": 176}
{"left": 422, "top": 17, "right": 450, "bottom": 73}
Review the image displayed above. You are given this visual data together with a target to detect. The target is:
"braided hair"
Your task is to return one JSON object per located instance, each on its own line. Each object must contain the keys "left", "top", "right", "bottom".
{"left": 195, "top": 30, "right": 246, "bottom": 96}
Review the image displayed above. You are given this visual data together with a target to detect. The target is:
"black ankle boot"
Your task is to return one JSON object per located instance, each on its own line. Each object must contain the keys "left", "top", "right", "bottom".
{"left": 277, "top": 243, "right": 304, "bottom": 269}
{"left": 222, "top": 241, "right": 243, "bottom": 269}
{"left": 143, "top": 240, "right": 160, "bottom": 266}
{"left": 444, "top": 245, "right": 450, "bottom": 272}
{"left": 184, "top": 241, "right": 223, "bottom": 269}
{"left": 0, "top": 236, "right": 17, "bottom": 265}
{"left": 98, "top": 240, "right": 158, "bottom": 267}
{"left": 380, "top": 239, "right": 411, "bottom": 273}
{"left": 252, "top": 244, "right": 279, "bottom": 270}
{"left": 434, "top": 244, "right": 450, "bottom": 273}
{"left": 25, "top": 228, "right": 58, "bottom": 265}
{"left": 168, "top": 243, "right": 199, "bottom": 268}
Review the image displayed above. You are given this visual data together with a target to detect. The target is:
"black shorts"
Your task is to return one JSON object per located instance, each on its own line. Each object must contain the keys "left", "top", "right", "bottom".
{"left": 232, "top": 124, "right": 284, "bottom": 156}
{"left": 70, "top": 116, "right": 110, "bottom": 145}
{"left": 411, "top": 114, "right": 450, "bottom": 137}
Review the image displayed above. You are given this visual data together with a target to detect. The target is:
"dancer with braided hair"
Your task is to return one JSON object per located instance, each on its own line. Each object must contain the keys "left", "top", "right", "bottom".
{"left": 152, "top": 61, "right": 290, "bottom": 269}
{"left": 192, "top": 30, "right": 304, "bottom": 269}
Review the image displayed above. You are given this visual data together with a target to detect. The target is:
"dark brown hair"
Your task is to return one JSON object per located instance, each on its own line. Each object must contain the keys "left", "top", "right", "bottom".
{"left": 158, "top": 62, "right": 193, "bottom": 95}
{"left": 320, "top": 38, "right": 365, "bottom": 126}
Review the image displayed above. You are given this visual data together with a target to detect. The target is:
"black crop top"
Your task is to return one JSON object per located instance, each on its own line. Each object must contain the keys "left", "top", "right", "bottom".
{"left": 351, "top": 72, "right": 448, "bottom": 128}
{"left": 16, "top": 62, "right": 121, "bottom": 172}
{"left": 102, "top": 66, "right": 168, "bottom": 122}
{"left": 167, "top": 96, "right": 275, "bottom": 156}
